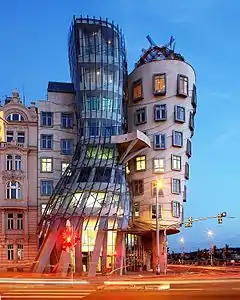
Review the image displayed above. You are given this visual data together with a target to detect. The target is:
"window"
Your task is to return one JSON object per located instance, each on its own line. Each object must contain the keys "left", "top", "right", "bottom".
{"left": 189, "top": 112, "right": 195, "bottom": 132}
{"left": 41, "top": 158, "right": 53, "bottom": 172}
{"left": 135, "top": 107, "right": 147, "bottom": 125}
{"left": 40, "top": 134, "right": 53, "bottom": 150}
{"left": 132, "top": 180, "right": 144, "bottom": 196}
{"left": 41, "top": 112, "right": 53, "bottom": 127}
{"left": 6, "top": 131, "right": 13, "bottom": 143}
{"left": 126, "top": 163, "right": 130, "bottom": 174}
{"left": 134, "top": 202, "right": 140, "bottom": 218}
{"left": 17, "top": 244, "right": 24, "bottom": 260}
{"left": 40, "top": 180, "right": 53, "bottom": 196}
{"left": 172, "top": 178, "right": 181, "bottom": 194}
{"left": 61, "top": 113, "right": 73, "bottom": 128}
{"left": 132, "top": 79, "right": 143, "bottom": 101}
{"left": 6, "top": 155, "right": 13, "bottom": 170}
{"left": 41, "top": 204, "right": 47, "bottom": 215}
{"left": 154, "top": 134, "right": 166, "bottom": 149}
{"left": 17, "top": 213, "right": 23, "bottom": 230}
{"left": 15, "top": 155, "right": 21, "bottom": 170}
{"left": 175, "top": 106, "right": 185, "bottom": 122}
{"left": 192, "top": 83, "right": 197, "bottom": 109}
{"left": 77, "top": 167, "right": 92, "bottom": 182}
{"left": 7, "top": 244, "right": 14, "bottom": 260}
{"left": 171, "top": 155, "right": 181, "bottom": 171}
{"left": 153, "top": 74, "right": 166, "bottom": 95}
{"left": 6, "top": 181, "right": 21, "bottom": 199}
{"left": 61, "top": 139, "right": 73, "bottom": 155}
{"left": 94, "top": 167, "right": 112, "bottom": 182}
{"left": 88, "top": 119, "right": 99, "bottom": 137}
{"left": 86, "top": 97, "right": 99, "bottom": 111}
{"left": 153, "top": 158, "right": 165, "bottom": 173}
{"left": 151, "top": 204, "right": 161, "bottom": 219}
{"left": 177, "top": 75, "right": 188, "bottom": 96}
{"left": 183, "top": 185, "right": 187, "bottom": 202}
{"left": 151, "top": 181, "right": 164, "bottom": 197}
{"left": 7, "top": 213, "right": 13, "bottom": 230}
{"left": 61, "top": 162, "right": 69, "bottom": 174}
{"left": 135, "top": 156, "right": 146, "bottom": 171}
{"left": 7, "top": 113, "right": 24, "bottom": 121}
{"left": 172, "top": 201, "right": 181, "bottom": 217}
{"left": 185, "top": 162, "right": 190, "bottom": 180}
{"left": 17, "top": 132, "right": 25, "bottom": 144}
{"left": 186, "top": 139, "right": 192, "bottom": 158}
{"left": 172, "top": 131, "right": 183, "bottom": 147}
{"left": 154, "top": 104, "right": 167, "bottom": 121}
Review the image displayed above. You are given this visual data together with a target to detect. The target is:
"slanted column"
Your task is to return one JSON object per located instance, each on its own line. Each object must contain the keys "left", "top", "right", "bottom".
{"left": 114, "top": 231, "right": 126, "bottom": 275}
{"left": 152, "top": 230, "right": 165, "bottom": 274}
{"left": 74, "top": 218, "right": 83, "bottom": 275}
{"left": 101, "top": 230, "right": 108, "bottom": 274}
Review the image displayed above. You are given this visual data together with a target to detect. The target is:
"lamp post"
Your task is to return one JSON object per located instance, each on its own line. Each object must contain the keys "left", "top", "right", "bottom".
{"left": 180, "top": 237, "right": 184, "bottom": 264}
{"left": 156, "top": 179, "right": 163, "bottom": 275}
{"left": 207, "top": 230, "right": 213, "bottom": 266}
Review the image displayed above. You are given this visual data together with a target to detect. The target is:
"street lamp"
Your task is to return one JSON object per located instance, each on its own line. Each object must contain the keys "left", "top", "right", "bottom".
{"left": 180, "top": 237, "right": 184, "bottom": 264}
{"left": 207, "top": 230, "right": 214, "bottom": 266}
{"left": 156, "top": 179, "right": 164, "bottom": 275}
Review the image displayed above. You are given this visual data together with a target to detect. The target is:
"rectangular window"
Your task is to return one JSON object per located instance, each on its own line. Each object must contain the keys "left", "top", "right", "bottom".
{"left": 41, "top": 112, "right": 53, "bottom": 127}
{"left": 132, "top": 180, "right": 144, "bottom": 196}
{"left": 17, "top": 132, "right": 25, "bottom": 144}
{"left": 77, "top": 167, "right": 92, "bottom": 182}
{"left": 154, "top": 134, "right": 166, "bottom": 149}
{"left": 134, "top": 202, "right": 140, "bottom": 218}
{"left": 151, "top": 204, "right": 161, "bottom": 219}
{"left": 40, "top": 134, "right": 53, "bottom": 150}
{"left": 61, "top": 113, "right": 73, "bottom": 128}
{"left": 185, "top": 162, "right": 190, "bottom": 180}
{"left": 61, "top": 162, "right": 69, "bottom": 174}
{"left": 94, "top": 167, "right": 112, "bottom": 182}
{"left": 186, "top": 139, "right": 192, "bottom": 157}
{"left": 192, "top": 83, "right": 197, "bottom": 109}
{"left": 183, "top": 185, "right": 187, "bottom": 202}
{"left": 135, "top": 107, "right": 147, "bottom": 125}
{"left": 175, "top": 105, "right": 185, "bottom": 123}
{"left": 172, "top": 201, "right": 181, "bottom": 217}
{"left": 41, "top": 204, "right": 47, "bottom": 215}
{"left": 154, "top": 104, "right": 167, "bottom": 121}
{"left": 132, "top": 79, "right": 143, "bottom": 101}
{"left": 172, "top": 130, "right": 183, "bottom": 147}
{"left": 172, "top": 178, "right": 181, "bottom": 194}
{"left": 171, "top": 155, "right": 181, "bottom": 171}
{"left": 7, "top": 213, "right": 14, "bottom": 230}
{"left": 61, "top": 139, "right": 73, "bottom": 155}
{"left": 151, "top": 181, "right": 164, "bottom": 197}
{"left": 40, "top": 180, "right": 53, "bottom": 196}
{"left": 17, "top": 244, "right": 24, "bottom": 260}
{"left": 153, "top": 74, "right": 166, "bottom": 95}
{"left": 88, "top": 119, "right": 99, "bottom": 137}
{"left": 6, "top": 155, "right": 13, "bottom": 170}
{"left": 87, "top": 97, "right": 100, "bottom": 111}
{"left": 153, "top": 158, "right": 165, "bottom": 173}
{"left": 41, "top": 158, "right": 53, "bottom": 172}
{"left": 135, "top": 156, "right": 146, "bottom": 171}
{"left": 6, "top": 131, "right": 14, "bottom": 143}
{"left": 17, "top": 213, "right": 23, "bottom": 230}
{"left": 189, "top": 112, "right": 195, "bottom": 132}
{"left": 15, "top": 155, "right": 21, "bottom": 170}
{"left": 102, "top": 97, "right": 114, "bottom": 111}
{"left": 177, "top": 75, "right": 188, "bottom": 97}
{"left": 7, "top": 244, "right": 14, "bottom": 260}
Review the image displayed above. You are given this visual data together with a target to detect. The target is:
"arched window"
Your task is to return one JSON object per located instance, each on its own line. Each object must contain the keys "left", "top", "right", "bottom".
{"left": 6, "top": 181, "right": 21, "bottom": 200}
{"left": 6, "top": 113, "right": 24, "bottom": 122}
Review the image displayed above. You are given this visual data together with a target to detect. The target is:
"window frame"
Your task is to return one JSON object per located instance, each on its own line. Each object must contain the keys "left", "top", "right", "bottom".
{"left": 189, "top": 112, "right": 195, "bottom": 133}
{"left": 6, "top": 113, "right": 24, "bottom": 122}
{"left": 135, "top": 156, "right": 146, "bottom": 172}
{"left": 171, "top": 154, "right": 182, "bottom": 171}
{"left": 134, "top": 202, "right": 140, "bottom": 218}
{"left": 60, "top": 139, "right": 73, "bottom": 155}
{"left": 17, "top": 213, "right": 23, "bottom": 230}
{"left": 177, "top": 74, "right": 188, "bottom": 97}
{"left": 6, "top": 131, "right": 14, "bottom": 143}
{"left": 40, "top": 111, "right": 53, "bottom": 127}
{"left": 61, "top": 113, "right": 73, "bottom": 129}
{"left": 152, "top": 157, "right": 165, "bottom": 173}
{"left": 17, "top": 244, "right": 24, "bottom": 260}
{"left": 191, "top": 83, "right": 197, "bottom": 110}
{"left": 154, "top": 133, "right": 166, "bottom": 150}
{"left": 132, "top": 180, "right": 144, "bottom": 196}
{"left": 6, "top": 181, "right": 21, "bottom": 200}
{"left": 172, "top": 130, "right": 183, "bottom": 147}
{"left": 17, "top": 132, "right": 25, "bottom": 144}
{"left": 154, "top": 104, "right": 167, "bottom": 121}
{"left": 172, "top": 201, "right": 181, "bottom": 218}
{"left": 151, "top": 204, "right": 162, "bottom": 219}
{"left": 153, "top": 73, "right": 166, "bottom": 96}
{"left": 7, "top": 213, "right": 14, "bottom": 230}
{"left": 61, "top": 162, "right": 69, "bottom": 175}
{"left": 40, "top": 157, "right": 53, "bottom": 173}
{"left": 6, "top": 155, "right": 13, "bottom": 170}
{"left": 40, "top": 180, "right": 53, "bottom": 196}
{"left": 186, "top": 139, "right": 192, "bottom": 158}
{"left": 183, "top": 185, "right": 187, "bottom": 202}
{"left": 7, "top": 244, "right": 14, "bottom": 260}
{"left": 132, "top": 79, "right": 143, "bottom": 101}
{"left": 174, "top": 105, "right": 186, "bottom": 123}
{"left": 151, "top": 181, "right": 164, "bottom": 197}
{"left": 172, "top": 178, "right": 181, "bottom": 194}
{"left": 135, "top": 107, "right": 147, "bottom": 125}
{"left": 40, "top": 134, "right": 53, "bottom": 150}
{"left": 185, "top": 162, "right": 190, "bottom": 180}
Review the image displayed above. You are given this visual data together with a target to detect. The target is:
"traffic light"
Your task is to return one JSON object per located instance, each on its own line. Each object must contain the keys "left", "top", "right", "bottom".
{"left": 217, "top": 212, "right": 227, "bottom": 224}
{"left": 187, "top": 216, "right": 193, "bottom": 227}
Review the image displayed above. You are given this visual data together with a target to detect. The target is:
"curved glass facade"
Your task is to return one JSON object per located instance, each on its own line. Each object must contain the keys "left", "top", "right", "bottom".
{"left": 39, "top": 17, "right": 129, "bottom": 236}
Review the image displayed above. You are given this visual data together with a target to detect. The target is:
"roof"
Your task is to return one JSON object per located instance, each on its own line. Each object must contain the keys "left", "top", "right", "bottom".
{"left": 47, "top": 82, "right": 75, "bottom": 94}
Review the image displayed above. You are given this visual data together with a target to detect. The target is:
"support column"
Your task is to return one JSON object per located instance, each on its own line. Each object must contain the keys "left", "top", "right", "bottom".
{"left": 114, "top": 231, "right": 126, "bottom": 275}
{"left": 152, "top": 230, "right": 165, "bottom": 274}
{"left": 74, "top": 219, "right": 83, "bottom": 275}
{"left": 101, "top": 231, "right": 108, "bottom": 275}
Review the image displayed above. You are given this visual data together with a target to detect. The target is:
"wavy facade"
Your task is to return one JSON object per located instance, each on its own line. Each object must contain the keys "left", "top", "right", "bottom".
{"left": 38, "top": 17, "right": 129, "bottom": 246}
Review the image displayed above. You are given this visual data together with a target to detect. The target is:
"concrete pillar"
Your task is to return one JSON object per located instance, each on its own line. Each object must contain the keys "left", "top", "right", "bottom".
{"left": 101, "top": 231, "right": 108, "bottom": 274}
{"left": 152, "top": 230, "right": 165, "bottom": 274}
{"left": 114, "top": 231, "right": 126, "bottom": 275}
{"left": 74, "top": 219, "right": 83, "bottom": 275}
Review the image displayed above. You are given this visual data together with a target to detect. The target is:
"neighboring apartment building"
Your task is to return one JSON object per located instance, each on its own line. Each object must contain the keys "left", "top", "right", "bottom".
{"left": 37, "top": 82, "right": 77, "bottom": 223}
{"left": 0, "top": 89, "right": 38, "bottom": 271}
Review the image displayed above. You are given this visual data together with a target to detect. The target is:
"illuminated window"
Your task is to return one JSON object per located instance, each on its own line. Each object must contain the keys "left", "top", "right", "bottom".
{"left": 153, "top": 74, "right": 166, "bottom": 95}
{"left": 151, "top": 204, "right": 161, "bottom": 219}
{"left": 132, "top": 79, "right": 143, "bottom": 101}
{"left": 102, "top": 97, "right": 113, "bottom": 111}
{"left": 154, "top": 104, "right": 167, "bottom": 121}
{"left": 86, "top": 193, "right": 105, "bottom": 208}
{"left": 186, "top": 139, "right": 192, "bottom": 158}
{"left": 135, "top": 156, "right": 146, "bottom": 171}
{"left": 132, "top": 180, "right": 144, "bottom": 196}
{"left": 153, "top": 158, "right": 165, "bottom": 173}
{"left": 7, "top": 244, "right": 14, "bottom": 260}
{"left": 6, "top": 181, "right": 21, "bottom": 199}
{"left": 41, "top": 158, "right": 53, "bottom": 172}
{"left": 172, "top": 131, "right": 183, "bottom": 147}
{"left": 134, "top": 202, "right": 140, "bottom": 218}
{"left": 185, "top": 162, "right": 189, "bottom": 180}
{"left": 171, "top": 155, "right": 181, "bottom": 171}
{"left": 86, "top": 147, "right": 98, "bottom": 158}
{"left": 175, "top": 105, "right": 185, "bottom": 122}
{"left": 177, "top": 75, "right": 188, "bottom": 97}
{"left": 126, "top": 162, "right": 130, "bottom": 174}
{"left": 100, "top": 147, "right": 113, "bottom": 159}
{"left": 172, "top": 201, "right": 181, "bottom": 217}
{"left": 61, "top": 162, "right": 69, "bottom": 174}
{"left": 17, "top": 244, "right": 24, "bottom": 260}
{"left": 7, "top": 113, "right": 24, "bottom": 121}
{"left": 135, "top": 107, "right": 147, "bottom": 125}
{"left": 17, "top": 213, "right": 23, "bottom": 230}
{"left": 154, "top": 134, "right": 166, "bottom": 149}
{"left": 172, "top": 178, "right": 181, "bottom": 194}
{"left": 41, "top": 204, "right": 47, "bottom": 215}
{"left": 7, "top": 213, "right": 13, "bottom": 230}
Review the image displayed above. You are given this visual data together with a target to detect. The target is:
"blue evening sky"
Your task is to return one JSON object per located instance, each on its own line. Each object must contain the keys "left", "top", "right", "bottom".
{"left": 0, "top": 0, "right": 239, "bottom": 252}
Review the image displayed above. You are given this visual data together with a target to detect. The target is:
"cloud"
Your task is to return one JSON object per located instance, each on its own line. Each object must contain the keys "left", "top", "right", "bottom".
{"left": 211, "top": 124, "right": 240, "bottom": 148}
